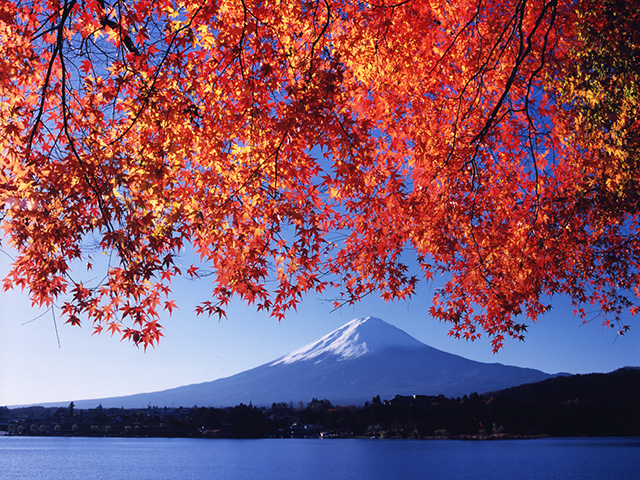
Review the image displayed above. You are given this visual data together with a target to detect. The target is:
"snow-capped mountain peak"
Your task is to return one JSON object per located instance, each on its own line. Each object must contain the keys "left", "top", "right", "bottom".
{"left": 271, "top": 316, "right": 425, "bottom": 365}
{"left": 46, "top": 316, "right": 562, "bottom": 408}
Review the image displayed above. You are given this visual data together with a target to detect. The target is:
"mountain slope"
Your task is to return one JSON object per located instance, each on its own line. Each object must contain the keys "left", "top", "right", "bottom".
{"left": 50, "top": 317, "right": 563, "bottom": 408}
{"left": 482, "top": 367, "right": 640, "bottom": 436}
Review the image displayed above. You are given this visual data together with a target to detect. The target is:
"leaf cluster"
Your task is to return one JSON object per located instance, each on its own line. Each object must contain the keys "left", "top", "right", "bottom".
{"left": 1, "top": 0, "right": 638, "bottom": 349}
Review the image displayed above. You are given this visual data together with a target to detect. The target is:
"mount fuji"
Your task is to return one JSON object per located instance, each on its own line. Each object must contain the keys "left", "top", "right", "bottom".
{"left": 65, "top": 317, "right": 562, "bottom": 408}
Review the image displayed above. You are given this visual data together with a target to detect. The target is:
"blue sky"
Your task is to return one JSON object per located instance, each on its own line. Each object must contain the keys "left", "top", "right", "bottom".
{"left": 1, "top": 248, "right": 638, "bottom": 407}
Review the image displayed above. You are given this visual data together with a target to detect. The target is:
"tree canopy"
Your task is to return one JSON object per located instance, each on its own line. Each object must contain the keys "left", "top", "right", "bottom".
{"left": 1, "top": 0, "right": 638, "bottom": 350}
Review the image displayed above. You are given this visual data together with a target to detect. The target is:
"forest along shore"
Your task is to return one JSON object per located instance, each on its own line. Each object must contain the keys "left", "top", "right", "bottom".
{"left": 2, "top": 368, "right": 639, "bottom": 439}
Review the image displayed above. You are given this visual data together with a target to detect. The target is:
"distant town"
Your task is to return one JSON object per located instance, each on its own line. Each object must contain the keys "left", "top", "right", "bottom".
{"left": 2, "top": 368, "right": 639, "bottom": 439}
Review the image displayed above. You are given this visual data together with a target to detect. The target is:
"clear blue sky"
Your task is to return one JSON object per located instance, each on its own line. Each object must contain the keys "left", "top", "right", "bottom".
{"left": 1, "top": 248, "right": 638, "bottom": 407}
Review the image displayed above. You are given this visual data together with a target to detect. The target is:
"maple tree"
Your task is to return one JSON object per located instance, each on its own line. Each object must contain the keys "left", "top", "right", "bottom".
{"left": 1, "top": 0, "right": 638, "bottom": 350}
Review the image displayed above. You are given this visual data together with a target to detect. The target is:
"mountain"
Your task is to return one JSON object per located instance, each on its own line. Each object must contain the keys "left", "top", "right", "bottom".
{"left": 50, "top": 317, "right": 564, "bottom": 408}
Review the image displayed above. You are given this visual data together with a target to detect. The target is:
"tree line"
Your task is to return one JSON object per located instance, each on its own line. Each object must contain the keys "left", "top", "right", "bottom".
{"left": 2, "top": 368, "right": 638, "bottom": 439}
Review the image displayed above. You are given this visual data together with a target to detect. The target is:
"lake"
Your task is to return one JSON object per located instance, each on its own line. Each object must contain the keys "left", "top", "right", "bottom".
{"left": 1, "top": 437, "right": 639, "bottom": 479}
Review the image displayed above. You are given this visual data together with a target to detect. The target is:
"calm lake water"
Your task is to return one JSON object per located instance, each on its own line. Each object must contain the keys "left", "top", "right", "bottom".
{"left": 1, "top": 436, "right": 639, "bottom": 480}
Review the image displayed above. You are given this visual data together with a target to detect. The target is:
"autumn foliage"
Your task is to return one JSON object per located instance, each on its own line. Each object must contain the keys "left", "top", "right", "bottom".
{"left": 1, "top": 0, "right": 638, "bottom": 350}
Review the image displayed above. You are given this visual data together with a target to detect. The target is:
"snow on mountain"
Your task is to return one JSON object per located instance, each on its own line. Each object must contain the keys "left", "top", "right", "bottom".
{"left": 272, "top": 317, "right": 424, "bottom": 365}
{"left": 41, "top": 317, "right": 564, "bottom": 409}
